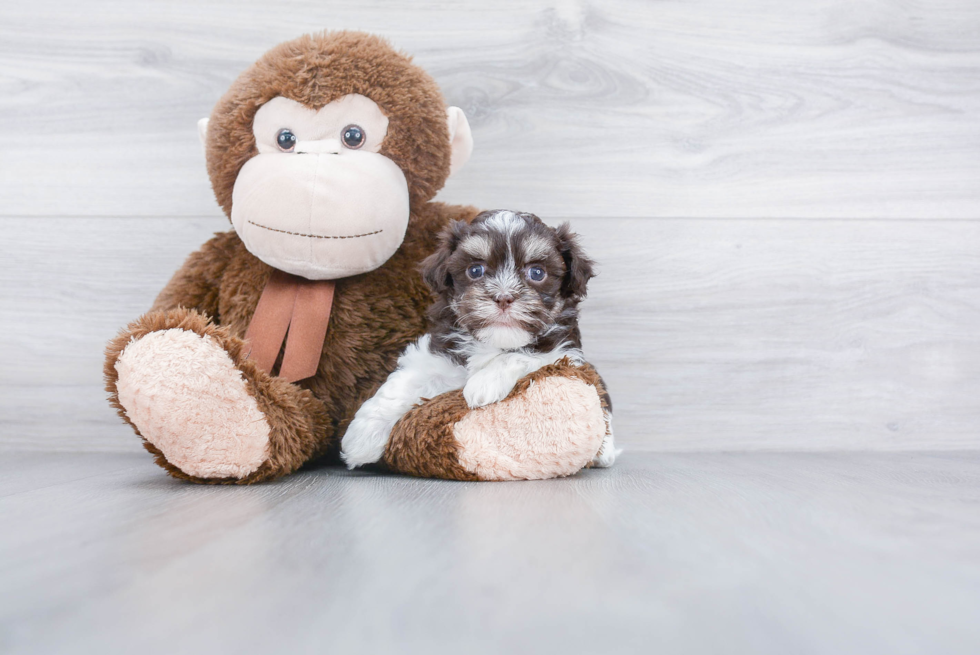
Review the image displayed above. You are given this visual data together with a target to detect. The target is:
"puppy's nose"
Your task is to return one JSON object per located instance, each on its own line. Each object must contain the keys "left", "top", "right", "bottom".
{"left": 495, "top": 294, "right": 515, "bottom": 309}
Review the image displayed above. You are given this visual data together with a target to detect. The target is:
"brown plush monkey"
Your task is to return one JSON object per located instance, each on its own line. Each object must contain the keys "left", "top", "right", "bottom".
{"left": 105, "top": 31, "right": 609, "bottom": 483}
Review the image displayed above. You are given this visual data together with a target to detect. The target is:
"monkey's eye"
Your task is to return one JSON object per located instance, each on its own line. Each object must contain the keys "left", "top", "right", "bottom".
{"left": 342, "top": 124, "right": 365, "bottom": 149}
{"left": 276, "top": 128, "right": 297, "bottom": 152}
{"left": 466, "top": 263, "right": 486, "bottom": 280}
{"left": 526, "top": 266, "right": 547, "bottom": 282}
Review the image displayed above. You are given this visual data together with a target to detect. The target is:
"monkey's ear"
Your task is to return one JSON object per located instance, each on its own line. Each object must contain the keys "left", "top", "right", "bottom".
{"left": 420, "top": 220, "right": 466, "bottom": 293}
{"left": 197, "top": 117, "right": 210, "bottom": 149}
{"left": 446, "top": 107, "right": 473, "bottom": 177}
{"left": 556, "top": 222, "right": 596, "bottom": 301}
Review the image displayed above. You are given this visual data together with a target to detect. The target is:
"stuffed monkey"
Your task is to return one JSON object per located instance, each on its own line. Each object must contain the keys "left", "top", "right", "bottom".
{"left": 105, "top": 31, "right": 609, "bottom": 483}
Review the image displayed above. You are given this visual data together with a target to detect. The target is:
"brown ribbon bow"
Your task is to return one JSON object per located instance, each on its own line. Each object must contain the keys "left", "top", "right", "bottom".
{"left": 244, "top": 269, "right": 335, "bottom": 383}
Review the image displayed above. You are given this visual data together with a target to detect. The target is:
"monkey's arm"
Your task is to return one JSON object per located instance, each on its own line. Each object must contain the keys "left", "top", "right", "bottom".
{"left": 150, "top": 230, "right": 241, "bottom": 316}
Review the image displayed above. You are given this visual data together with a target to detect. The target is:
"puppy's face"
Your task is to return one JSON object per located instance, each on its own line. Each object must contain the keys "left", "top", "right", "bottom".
{"left": 421, "top": 210, "right": 595, "bottom": 350}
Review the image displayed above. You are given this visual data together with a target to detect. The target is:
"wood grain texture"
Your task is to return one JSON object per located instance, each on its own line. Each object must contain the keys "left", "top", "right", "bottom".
{"left": 3, "top": 215, "right": 979, "bottom": 452}
{"left": 1, "top": 0, "right": 979, "bottom": 218}
{"left": 1, "top": 451, "right": 979, "bottom": 654}
{"left": 574, "top": 217, "right": 980, "bottom": 451}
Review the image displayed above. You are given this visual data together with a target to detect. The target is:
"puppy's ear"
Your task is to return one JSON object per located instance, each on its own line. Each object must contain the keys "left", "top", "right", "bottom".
{"left": 420, "top": 220, "right": 467, "bottom": 293}
{"left": 555, "top": 222, "right": 596, "bottom": 301}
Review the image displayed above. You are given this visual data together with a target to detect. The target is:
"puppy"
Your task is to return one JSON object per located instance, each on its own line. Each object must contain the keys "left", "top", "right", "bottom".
{"left": 341, "top": 210, "right": 618, "bottom": 469}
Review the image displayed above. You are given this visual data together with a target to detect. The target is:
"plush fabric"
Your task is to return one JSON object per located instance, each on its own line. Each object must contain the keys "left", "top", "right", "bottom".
{"left": 383, "top": 385, "right": 480, "bottom": 481}
{"left": 231, "top": 94, "right": 412, "bottom": 279}
{"left": 251, "top": 95, "right": 389, "bottom": 156}
{"left": 454, "top": 376, "right": 605, "bottom": 481}
{"left": 445, "top": 106, "right": 472, "bottom": 176}
{"left": 106, "top": 307, "right": 333, "bottom": 484}
{"left": 231, "top": 149, "right": 410, "bottom": 279}
{"left": 115, "top": 328, "right": 271, "bottom": 479}
{"left": 204, "top": 31, "right": 456, "bottom": 218}
{"left": 383, "top": 360, "right": 610, "bottom": 481}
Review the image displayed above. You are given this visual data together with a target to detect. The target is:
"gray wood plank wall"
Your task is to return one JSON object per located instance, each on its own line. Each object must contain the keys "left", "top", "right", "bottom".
{"left": 2, "top": 0, "right": 979, "bottom": 452}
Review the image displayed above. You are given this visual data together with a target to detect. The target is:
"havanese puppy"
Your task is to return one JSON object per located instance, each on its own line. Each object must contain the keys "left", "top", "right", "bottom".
{"left": 341, "top": 209, "right": 618, "bottom": 469}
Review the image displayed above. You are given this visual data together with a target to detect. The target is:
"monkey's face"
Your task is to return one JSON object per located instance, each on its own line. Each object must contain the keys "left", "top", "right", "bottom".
{"left": 202, "top": 32, "right": 474, "bottom": 280}
{"left": 229, "top": 95, "right": 410, "bottom": 280}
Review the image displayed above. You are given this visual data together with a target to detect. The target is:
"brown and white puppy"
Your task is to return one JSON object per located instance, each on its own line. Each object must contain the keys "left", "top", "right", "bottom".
{"left": 424, "top": 209, "right": 592, "bottom": 361}
{"left": 341, "top": 210, "right": 618, "bottom": 469}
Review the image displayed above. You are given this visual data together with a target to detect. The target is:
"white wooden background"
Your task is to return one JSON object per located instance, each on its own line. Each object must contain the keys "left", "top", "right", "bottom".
{"left": 2, "top": 0, "right": 979, "bottom": 452}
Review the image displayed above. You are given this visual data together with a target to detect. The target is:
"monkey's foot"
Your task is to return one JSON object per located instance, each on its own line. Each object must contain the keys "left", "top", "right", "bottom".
{"left": 384, "top": 360, "right": 609, "bottom": 481}
{"left": 106, "top": 308, "right": 332, "bottom": 484}
{"left": 115, "top": 328, "right": 271, "bottom": 479}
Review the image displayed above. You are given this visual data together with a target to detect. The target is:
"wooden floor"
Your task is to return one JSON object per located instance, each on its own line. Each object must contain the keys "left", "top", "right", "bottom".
{"left": 2, "top": 451, "right": 979, "bottom": 654}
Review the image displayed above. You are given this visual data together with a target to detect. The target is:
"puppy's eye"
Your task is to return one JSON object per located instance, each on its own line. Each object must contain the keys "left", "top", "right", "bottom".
{"left": 466, "top": 263, "right": 486, "bottom": 280}
{"left": 342, "top": 124, "right": 365, "bottom": 149}
{"left": 276, "top": 128, "right": 297, "bottom": 152}
{"left": 526, "top": 266, "right": 547, "bottom": 282}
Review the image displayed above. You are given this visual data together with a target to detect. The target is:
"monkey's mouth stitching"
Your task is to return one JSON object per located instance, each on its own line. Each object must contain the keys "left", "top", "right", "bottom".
{"left": 247, "top": 220, "right": 383, "bottom": 240}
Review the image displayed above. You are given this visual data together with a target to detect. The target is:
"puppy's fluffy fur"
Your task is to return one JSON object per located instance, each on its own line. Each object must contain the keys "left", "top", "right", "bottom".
{"left": 341, "top": 210, "right": 618, "bottom": 469}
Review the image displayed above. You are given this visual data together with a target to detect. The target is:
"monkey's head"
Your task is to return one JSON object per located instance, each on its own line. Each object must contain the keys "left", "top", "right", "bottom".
{"left": 199, "top": 31, "right": 473, "bottom": 280}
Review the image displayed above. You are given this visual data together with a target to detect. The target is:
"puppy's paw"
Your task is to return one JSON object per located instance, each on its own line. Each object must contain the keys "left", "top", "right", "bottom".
{"left": 591, "top": 443, "right": 622, "bottom": 468}
{"left": 463, "top": 369, "right": 516, "bottom": 408}
{"left": 340, "top": 413, "right": 392, "bottom": 469}
{"left": 590, "top": 413, "right": 620, "bottom": 468}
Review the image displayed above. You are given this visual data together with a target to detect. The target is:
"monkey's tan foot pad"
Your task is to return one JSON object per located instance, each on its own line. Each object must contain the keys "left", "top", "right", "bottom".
{"left": 114, "top": 328, "right": 270, "bottom": 479}
{"left": 455, "top": 375, "right": 606, "bottom": 480}
{"left": 385, "top": 362, "right": 607, "bottom": 481}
